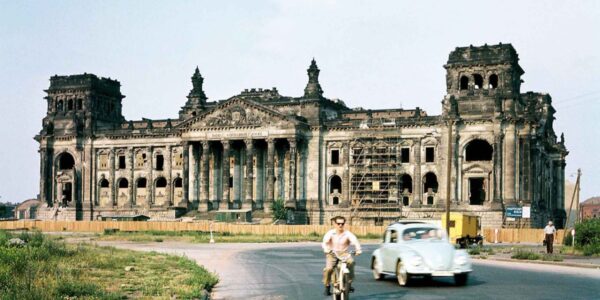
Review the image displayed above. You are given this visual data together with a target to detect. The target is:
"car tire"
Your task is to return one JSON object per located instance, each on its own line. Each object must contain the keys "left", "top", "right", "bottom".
{"left": 372, "top": 257, "right": 385, "bottom": 280}
{"left": 396, "top": 260, "right": 410, "bottom": 286}
{"left": 454, "top": 273, "right": 468, "bottom": 286}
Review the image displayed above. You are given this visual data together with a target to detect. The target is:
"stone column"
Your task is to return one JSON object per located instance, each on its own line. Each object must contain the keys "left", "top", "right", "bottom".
{"left": 265, "top": 138, "right": 275, "bottom": 213}
{"left": 243, "top": 139, "right": 254, "bottom": 210}
{"left": 411, "top": 138, "right": 422, "bottom": 207}
{"left": 504, "top": 123, "right": 517, "bottom": 204}
{"left": 180, "top": 141, "right": 190, "bottom": 207}
{"left": 342, "top": 142, "right": 350, "bottom": 205}
{"left": 286, "top": 139, "right": 297, "bottom": 209}
{"left": 192, "top": 143, "right": 200, "bottom": 208}
{"left": 199, "top": 141, "right": 210, "bottom": 212}
{"left": 146, "top": 146, "right": 153, "bottom": 208}
{"left": 127, "top": 147, "right": 134, "bottom": 208}
{"left": 39, "top": 148, "right": 48, "bottom": 205}
{"left": 493, "top": 134, "right": 504, "bottom": 203}
{"left": 166, "top": 145, "right": 172, "bottom": 206}
{"left": 222, "top": 141, "right": 231, "bottom": 207}
{"left": 109, "top": 149, "right": 116, "bottom": 206}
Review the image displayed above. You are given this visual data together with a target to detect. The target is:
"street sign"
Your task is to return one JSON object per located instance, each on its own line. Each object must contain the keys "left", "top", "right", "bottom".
{"left": 506, "top": 207, "right": 522, "bottom": 218}
{"left": 522, "top": 206, "right": 531, "bottom": 218}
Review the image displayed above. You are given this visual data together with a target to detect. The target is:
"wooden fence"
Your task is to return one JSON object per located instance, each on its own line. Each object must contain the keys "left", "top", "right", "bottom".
{"left": 0, "top": 221, "right": 563, "bottom": 244}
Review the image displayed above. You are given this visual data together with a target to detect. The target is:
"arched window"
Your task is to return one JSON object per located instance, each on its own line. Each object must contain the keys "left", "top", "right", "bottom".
{"left": 155, "top": 177, "right": 167, "bottom": 188}
{"left": 465, "top": 139, "right": 493, "bottom": 161}
{"left": 76, "top": 99, "right": 83, "bottom": 110}
{"left": 67, "top": 99, "right": 74, "bottom": 111}
{"left": 423, "top": 172, "right": 438, "bottom": 193}
{"left": 174, "top": 178, "right": 183, "bottom": 188}
{"left": 99, "top": 179, "right": 109, "bottom": 188}
{"left": 57, "top": 100, "right": 63, "bottom": 112}
{"left": 399, "top": 174, "right": 413, "bottom": 193}
{"left": 489, "top": 74, "right": 498, "bottom": 89}
{"left": 58, "top": 153, "right": 75, "bottom": 170}
{"left": 137, "top": 178, "right": 147, "bottom": 188}
{"left": 330, "top": 175, "right": 342, "bottom": 194}
{"left": 460, "top": 76, "right": 469, "bottom": 90}
{"left": 473, "top": 74, "right": 483, "bottom": 89}
{"left": 118, "top": 178, "right": 129, "bottom": 188}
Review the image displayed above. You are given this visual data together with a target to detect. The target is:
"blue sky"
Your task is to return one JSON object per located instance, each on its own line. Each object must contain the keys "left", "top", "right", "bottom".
{"left": 0, "top": 0, "right": 598, "bottom": 203}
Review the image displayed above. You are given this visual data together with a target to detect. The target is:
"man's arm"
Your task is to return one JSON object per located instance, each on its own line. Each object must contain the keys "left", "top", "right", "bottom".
{"left": 322, "top": 230, "right": 333, "bottom": 253}
{"left": 349, "top": 232, "right": 362, "bottom": 254}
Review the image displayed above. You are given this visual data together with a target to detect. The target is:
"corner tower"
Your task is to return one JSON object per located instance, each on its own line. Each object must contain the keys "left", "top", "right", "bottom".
{"left": 179, "top": 67, "right": 208, "bottom": 119}
{"left": 443, "top": 43, "right": 524, "bottom": 119}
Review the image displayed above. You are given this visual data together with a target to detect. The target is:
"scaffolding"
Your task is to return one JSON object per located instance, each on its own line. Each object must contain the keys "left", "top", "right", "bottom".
{"left": 349, "top": 136, "right": 404, "bottom": 225}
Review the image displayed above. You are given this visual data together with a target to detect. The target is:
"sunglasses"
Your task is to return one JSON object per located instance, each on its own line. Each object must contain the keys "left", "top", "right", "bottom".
{"left": 336, "top": 222, "right": 345, "bottom": 226}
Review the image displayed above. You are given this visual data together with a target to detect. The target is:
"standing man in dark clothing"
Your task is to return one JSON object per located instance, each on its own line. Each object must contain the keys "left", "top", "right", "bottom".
{"left": 543, "top": 220, "right": 557, "bottom": 254}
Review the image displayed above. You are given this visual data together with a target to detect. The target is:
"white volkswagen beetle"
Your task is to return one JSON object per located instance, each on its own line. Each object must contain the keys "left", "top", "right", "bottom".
{"left": 371, "top": 222, "right": 472, "bottom": 286}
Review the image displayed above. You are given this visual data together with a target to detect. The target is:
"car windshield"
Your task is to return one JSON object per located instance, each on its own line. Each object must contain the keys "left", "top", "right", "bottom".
{"left": 402, "top": 227, "right": 444, "bottom": 241}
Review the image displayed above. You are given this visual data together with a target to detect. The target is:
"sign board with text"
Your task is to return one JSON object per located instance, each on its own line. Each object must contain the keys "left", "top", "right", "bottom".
{"left": 505, "top": 207, "right": 522, "bottom": 218}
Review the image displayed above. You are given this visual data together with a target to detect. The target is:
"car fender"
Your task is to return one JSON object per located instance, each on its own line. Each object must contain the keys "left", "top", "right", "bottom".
{"left": 371, "top": 248, "right": 382, "bottom": 269}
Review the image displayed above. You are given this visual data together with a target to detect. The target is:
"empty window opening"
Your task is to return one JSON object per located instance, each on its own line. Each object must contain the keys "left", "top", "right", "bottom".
{"left": 58, "top": 153, "right": 75, "bottom": 170}
{"left": 229, "top": 176, "right": 233, "bottom": 188}
{"left": 118, "top": 156, "right": 126, "bottom": 169}
{"left": 399, "top": 174, "right": 413, "bottom": 194}
{"left": 174, "top": 178, "right": 183, "bottom": 188}
{"left": 99, "top": 179, "right": 109, "bottom": 188}
{"left": 62, "top": 183, "right": 72, "bottom": 202}
{"left": 460, "top": 76, "right": 469, "bottom": 90}
{"left": 67, "top": 99, "right": 74, "bottom": 111}
{"left": 489, "top": 74, "right": 498, "bottom": 89}
{"left": 465, "top": 139, "right": 493, "bottom": 161}
{"left": 156, "top": 154, "right": 164, "bottom": 170}
{"left": 76, "top": 99, "right": 83, "bottom": 110}
{"left": 402, "top": 196, "right": 409, "bottom": 206}
{"left": 469, "top": 178, "right": 485, "bottom": 205}
{"left": 425, "top": 147, "right": 435, "bottom": 163}
{"left": 427, "top": 196, "right": 434, "bottom": 205}
{"left": 423, "top": 172, "right": 438, "bottom": 193}
{"left": 137, "top": 178, "right": 147, "bottom": 188}
{"left": 474, "top": 74, "right": 484, "bottom": 89}
{"left": 333, "top": 197, "right": 339, "bottom": 205}
{"left": 330, "top": 175, "right": 342, "bottom": 194}
{"left": 331, "top": 150, "right": 340, "bottom": 165}
{"left": 401, "top": 148, "right": 410, "bottom": 163}
{"left": 155, "top": 177, "right": 167, "bottom": 188}
{"left": 118, "top": 178, "right": 128, "bottom": 188}
{"left": 57, "top": 100, "right": 63, "bottom": 111}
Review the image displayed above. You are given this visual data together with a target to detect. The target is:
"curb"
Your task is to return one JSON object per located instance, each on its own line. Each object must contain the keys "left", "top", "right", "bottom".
{"left": 473, "top": 256, "right": 600, "bottom": 269}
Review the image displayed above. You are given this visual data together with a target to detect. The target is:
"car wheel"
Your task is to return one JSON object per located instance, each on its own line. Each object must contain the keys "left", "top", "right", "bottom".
{"left": 454, "top": 273, "right": 468, "bottom": 286}
{"left": 372, "top": 257, "right": 385, "bottom": 280}
{"left": 396, "top": 260, "right": 410, "bottom": 286}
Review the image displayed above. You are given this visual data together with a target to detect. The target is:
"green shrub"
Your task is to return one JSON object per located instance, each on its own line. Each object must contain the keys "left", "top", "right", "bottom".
{"left": 511, "top": 250, "right": 541, "bottom": 260}
{"left": 468, "top": 247, "right": 480, "bottom": 255}
{"left": 563, "top": 231, "right": 573, "bottom": 246}
{"left": 581, "top": 243, "right": 600, "bottom": 256}
{"left": 271, "top": 198, "right": 288, "bottom": 221}
{"left": 575, "top": 219, "right": 600, "bottom": 246}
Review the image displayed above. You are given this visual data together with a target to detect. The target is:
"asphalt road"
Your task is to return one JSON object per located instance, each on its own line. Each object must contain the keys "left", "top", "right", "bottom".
{"left": 98, "top": 242, "right": 600, "bottom": 300}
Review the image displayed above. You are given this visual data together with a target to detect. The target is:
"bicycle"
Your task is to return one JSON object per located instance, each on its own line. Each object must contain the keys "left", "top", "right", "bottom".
{"left": 329, "top": 250, "right": 355, "bottom": 300}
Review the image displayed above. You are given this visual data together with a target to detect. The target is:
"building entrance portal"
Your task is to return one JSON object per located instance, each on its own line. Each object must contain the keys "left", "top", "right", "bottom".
{"left": 469, "top": 178, "right": 485, "bottom": 205}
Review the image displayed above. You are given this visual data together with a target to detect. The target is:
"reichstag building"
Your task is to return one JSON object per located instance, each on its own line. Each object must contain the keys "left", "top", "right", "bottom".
{"left": 35, "top": 43, "right": 567, "bottom": 228}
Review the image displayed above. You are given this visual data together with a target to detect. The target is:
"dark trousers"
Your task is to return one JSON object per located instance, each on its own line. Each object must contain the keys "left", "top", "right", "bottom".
{"left": 545, "top": 234, "right": 554, "bottom": 254}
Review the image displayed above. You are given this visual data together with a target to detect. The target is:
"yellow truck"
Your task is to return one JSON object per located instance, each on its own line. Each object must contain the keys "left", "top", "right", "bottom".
{"left": 441, "top": 212, "right": 483, "bottom": 248}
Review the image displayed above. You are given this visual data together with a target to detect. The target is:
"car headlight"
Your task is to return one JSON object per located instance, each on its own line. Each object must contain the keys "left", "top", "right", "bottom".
{"left": 454, "top": 255, "right": 468, "bottom": 265}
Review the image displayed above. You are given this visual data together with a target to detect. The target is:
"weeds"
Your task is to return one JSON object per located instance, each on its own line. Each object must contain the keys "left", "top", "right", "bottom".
{"left": 511, "top": 250, "right": 541, "bottom": 260}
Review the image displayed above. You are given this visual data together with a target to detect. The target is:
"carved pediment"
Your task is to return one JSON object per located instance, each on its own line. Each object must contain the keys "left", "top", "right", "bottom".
{"left": 186, "top": 98, "right": 293, "bottom": 129}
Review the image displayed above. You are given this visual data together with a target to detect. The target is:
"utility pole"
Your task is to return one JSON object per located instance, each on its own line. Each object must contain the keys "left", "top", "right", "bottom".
{"left": 565, "top": 169, "right": 581, "bottom": 228}
{"left": 445, "top": 120, "right": 453, "bottom": 236}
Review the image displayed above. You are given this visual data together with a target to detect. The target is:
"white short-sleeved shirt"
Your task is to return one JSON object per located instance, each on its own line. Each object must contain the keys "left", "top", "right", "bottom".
{"left": 322, "top": 229, "right": 362, "bottom": 253}
{"left": 544, "top": 225, "right": 556, "bottom": 235}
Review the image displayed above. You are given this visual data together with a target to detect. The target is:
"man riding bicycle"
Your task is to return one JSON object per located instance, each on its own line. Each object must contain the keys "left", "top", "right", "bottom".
{"left": 322, "top": 216, "right": 362, "bottom": 296}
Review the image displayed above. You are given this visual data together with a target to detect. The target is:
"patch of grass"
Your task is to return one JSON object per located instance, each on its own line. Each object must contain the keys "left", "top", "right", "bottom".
{"left": 511, "top": 249, "right": 541, "bottom": 260}
{"left": 0, "top": 230, "right": 218, "bottom": 299}
{"left": 541, "top": 254, "right": 563, "bottom": 261}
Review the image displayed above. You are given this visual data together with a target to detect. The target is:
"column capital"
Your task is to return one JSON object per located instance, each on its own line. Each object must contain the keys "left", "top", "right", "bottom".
{"left": 266, "top": 138, "right": 275, "bottom": 145}
{"left": 244, "top": 139, "right": 254, "bottom": 148}
{"left": 201, "top": 140, "right": 210, "bottom": 148}
{"left": 288, "top": 138, "right": 297, "bottom": 149}
{"left": 222, "top": 140, "right": 232, "bottom": 149}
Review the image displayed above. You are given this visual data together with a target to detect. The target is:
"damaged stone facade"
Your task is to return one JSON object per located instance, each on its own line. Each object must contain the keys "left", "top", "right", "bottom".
{"left": 35, "top": 44, "right": 567, "bottom": 228}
